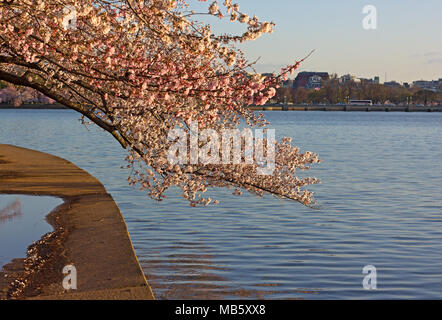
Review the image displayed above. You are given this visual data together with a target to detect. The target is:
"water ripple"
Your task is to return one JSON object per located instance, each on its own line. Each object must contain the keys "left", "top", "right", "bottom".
{"left": 1, "top": 110, "right": 442, "bottom": 299}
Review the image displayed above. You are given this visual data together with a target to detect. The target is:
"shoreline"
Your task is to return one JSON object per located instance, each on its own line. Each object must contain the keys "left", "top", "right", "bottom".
{"left": 1, "top": 103, "right": 441, "bottom": 112}
{"left": 0, "top": 103, "right": 68, "bottom": 110}
{"left": 250, "top": 104, "right": 442, "bottom": 112}
{"left": 0, "top": 144, "right": 154, "bottom": 300}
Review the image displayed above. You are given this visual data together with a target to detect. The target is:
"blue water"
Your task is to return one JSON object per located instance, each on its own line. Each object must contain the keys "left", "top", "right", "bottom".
{"left": 0, "top": 194, "right": 62, "bottom": 269}
{"left": 0, "top": 109, "right": 441, "bottom": 299}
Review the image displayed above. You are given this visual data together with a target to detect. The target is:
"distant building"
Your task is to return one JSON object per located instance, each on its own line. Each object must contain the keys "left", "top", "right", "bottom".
{"left": 413, "top": 80, "right": 440, "bottom": 92}
{"left": 282, "top": 79, "right": 294, "bottom": 88}
{"left": 294, "top": 72, "right": 329, "bottom": 88}
{"left": 261, "top": 73, "right": 276, "bottom": 78}
{"left": 384, "top": 81, "right": 401, "bottom": 88}
{"left": 359, "top": 78, "right": 374, "bottom": 85}
{"left": 306, "top": 75, "right": 323, "bottom": 89}
{"left": 357, "top": 76, "right": 381, "bottom": 85}
{"left": 339, "top": 74, "right": 360, "bottom": 84}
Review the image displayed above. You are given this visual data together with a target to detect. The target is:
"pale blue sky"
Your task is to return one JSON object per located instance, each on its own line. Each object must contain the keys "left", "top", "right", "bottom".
{"left": 189, "top": 0, "right": 442, "bottom": 83}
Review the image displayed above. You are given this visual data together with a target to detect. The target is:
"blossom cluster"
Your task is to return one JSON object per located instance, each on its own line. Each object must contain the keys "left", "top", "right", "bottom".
{"left": 0, "top": 0, "right": 320, "bottom": 206}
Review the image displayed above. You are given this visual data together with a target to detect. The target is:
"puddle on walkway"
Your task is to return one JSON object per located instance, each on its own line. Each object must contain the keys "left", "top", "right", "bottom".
{"left": 0, "top": 194, "right": 63, "bottom": 269}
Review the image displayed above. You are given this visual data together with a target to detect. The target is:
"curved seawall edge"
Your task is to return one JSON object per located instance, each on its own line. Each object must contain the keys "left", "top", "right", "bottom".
{"left": 0, "top": 144, "right": 154, "bottom": 300}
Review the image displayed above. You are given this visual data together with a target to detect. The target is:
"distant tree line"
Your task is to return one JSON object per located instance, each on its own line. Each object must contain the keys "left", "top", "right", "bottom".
{"left": 0, "top": 81, "right": 55, "bottom": 105}
{"left": 275, "top": 77, "right": 442, "bottom": 105}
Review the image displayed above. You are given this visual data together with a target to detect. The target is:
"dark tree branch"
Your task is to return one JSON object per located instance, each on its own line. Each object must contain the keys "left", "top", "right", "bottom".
{"left": 0, "top": 68, "right": 129, "bottom": 149}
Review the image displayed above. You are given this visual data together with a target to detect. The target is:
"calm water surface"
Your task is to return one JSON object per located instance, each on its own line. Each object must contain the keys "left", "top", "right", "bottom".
{"left": 0, "top": 194, "right": 62, "bottom": 269}
{"left": 0, "top": 109, "right": 441, "bottom": 299}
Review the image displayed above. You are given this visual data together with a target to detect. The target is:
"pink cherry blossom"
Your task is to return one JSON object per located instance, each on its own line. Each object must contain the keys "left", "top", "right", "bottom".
{"left": 0, "top": 0, "right": 320, "bottom": 206}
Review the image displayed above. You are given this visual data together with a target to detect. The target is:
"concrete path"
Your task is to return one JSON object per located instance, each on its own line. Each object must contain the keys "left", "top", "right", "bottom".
{"left": 0, "top": 144, "right": 154, "bottom": 300}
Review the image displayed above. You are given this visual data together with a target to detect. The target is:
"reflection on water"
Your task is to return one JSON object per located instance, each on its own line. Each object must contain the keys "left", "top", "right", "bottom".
{"left": 1, "top": 110, "right": 442, "bottom": 299}
{"left": 0, "top": 195, "right": 62, "bottom": 269}
{"left": 0, "top": 199, "right": 22, "bottom": 224}
{"left": 141, "top": 240, "right": 320, "bottom": 299}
